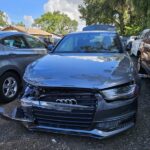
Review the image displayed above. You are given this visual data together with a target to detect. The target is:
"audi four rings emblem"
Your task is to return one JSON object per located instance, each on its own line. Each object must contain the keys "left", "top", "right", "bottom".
{"left": 56, "top": 99, "right": 77, "bottom": 105}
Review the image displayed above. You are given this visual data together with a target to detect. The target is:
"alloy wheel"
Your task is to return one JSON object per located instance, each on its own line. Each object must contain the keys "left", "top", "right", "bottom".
{"left": 2, "top": 77, "right": 18, "bottom": 98}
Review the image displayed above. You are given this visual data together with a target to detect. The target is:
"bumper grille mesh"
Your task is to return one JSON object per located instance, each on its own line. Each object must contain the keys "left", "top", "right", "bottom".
{"left": 32, "top": 90, "right": 97, "bottom": 130}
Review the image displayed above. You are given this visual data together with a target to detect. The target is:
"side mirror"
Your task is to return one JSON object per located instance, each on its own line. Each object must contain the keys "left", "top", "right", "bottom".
{"left": 47, "top": 45, "right": 54, "bottom": 53}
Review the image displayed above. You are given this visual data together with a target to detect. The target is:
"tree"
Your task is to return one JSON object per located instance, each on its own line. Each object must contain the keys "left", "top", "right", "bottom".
{"left": 15, "top": 21, "right": 25, "bottom": 26}
{"left": 79, "top": 0, "right": 149, "bottom": 35}
{"left": 34, "top": 12, "right": 78, "bottom": 35}
{"left": 132, "top": 0, "right": 150, "bottom": 28}
{"left": 0, "top": 10, "right": 7, "bottom": 27}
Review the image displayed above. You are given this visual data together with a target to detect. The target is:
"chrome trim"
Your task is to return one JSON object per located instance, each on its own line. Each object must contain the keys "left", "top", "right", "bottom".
{"left": 21, "top": 98, "right": 91, "bottom": 110}
{"left": 56, "top": 98, "right": 77, "bottom": 105}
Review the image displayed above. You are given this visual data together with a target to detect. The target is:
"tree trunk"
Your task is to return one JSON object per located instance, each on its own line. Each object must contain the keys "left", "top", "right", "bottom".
{"left": 119, "top": 14, "right": 125, "bottom": 35}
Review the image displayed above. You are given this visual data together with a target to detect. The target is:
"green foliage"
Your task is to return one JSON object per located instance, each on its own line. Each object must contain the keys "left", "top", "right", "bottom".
{"left": 79, "top": 0, "right": 150, "bottom": 36}
{"left": 132, "top": 0, "right": 150, "bottom": 28}
{"left": 0, "top": 10, "right": 7, "bottom": 27}
{"left": 125, "top": 26, "right": 142, "bottom": 36}
{"left": 34, "top": 11, "right": 78, "bottom": 35}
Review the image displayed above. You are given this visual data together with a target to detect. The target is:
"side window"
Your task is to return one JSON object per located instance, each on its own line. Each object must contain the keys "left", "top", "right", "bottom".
{"left": 2, "top": 36, "right": 27, "bottom": 49}
{"left": 59, "top": 36, "right": 74, "bottom": 52}
{"left": 25, "top": 36, "right": 46, "bottom": 48}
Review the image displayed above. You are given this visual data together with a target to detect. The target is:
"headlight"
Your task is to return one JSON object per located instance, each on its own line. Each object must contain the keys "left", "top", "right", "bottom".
{"left": 102, "top": 84, "right": 137, "bottom": 101}
{"left": 23, "top": 84, "right": 40, "bottom": 98}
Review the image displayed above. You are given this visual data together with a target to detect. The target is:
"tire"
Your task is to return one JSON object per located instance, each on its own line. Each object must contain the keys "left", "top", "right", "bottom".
{"left": 0, "top": 72, "right": 21, "bottom": 103}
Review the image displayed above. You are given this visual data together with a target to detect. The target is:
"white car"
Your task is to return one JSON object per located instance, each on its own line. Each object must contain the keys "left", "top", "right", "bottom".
{"left": 131, "top": 29, "right": 150, "bottom": 56}
{"left": 127, "top": 36, "right": 136, "bottom": 45}
{"left": 126, "top": 36, "right": 136, "bottom": 51}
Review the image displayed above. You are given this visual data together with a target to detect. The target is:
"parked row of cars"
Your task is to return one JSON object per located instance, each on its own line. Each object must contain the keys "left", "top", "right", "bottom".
{"left": 125, "top": 29, "right": 150, "bottom": 75}
{"left": 130, "top": 29, "right": 150, "bottom": 57}
{"left": 138, "top": 33, "right": 150, "bottom": 74}
{"left": 0, "top": 25, "right": 141, "bottom": 139}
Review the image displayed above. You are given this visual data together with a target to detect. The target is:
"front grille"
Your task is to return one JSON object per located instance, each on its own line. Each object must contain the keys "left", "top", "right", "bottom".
{"left": 32, "top": 90, "right": 98, "bottom": 130}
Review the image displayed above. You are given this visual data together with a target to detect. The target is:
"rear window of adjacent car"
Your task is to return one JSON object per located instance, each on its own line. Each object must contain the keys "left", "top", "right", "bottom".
{"left": 54, "top": 32, "right": 123, "bottom": 53}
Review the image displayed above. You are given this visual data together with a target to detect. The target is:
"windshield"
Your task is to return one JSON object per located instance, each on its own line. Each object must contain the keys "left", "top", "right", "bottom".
{"left": 54, "top": 32, "right": 123, "bottom": 53}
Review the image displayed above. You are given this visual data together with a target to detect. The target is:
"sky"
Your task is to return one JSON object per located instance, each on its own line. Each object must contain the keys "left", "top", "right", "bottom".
{"left": 0, "top": 0, "right": 85, "bottom": 30}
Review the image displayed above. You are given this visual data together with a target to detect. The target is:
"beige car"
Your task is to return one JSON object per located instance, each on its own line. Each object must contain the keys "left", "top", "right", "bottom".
{"left": 138, "top": 31, "right": 150, "bottom": 74}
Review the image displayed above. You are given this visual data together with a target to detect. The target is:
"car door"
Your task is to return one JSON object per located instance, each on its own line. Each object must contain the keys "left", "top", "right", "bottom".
{"left": 0, "top": 43, "right": 8, "bottom": 76}
{"left": 141, "top": 31, "right": 150, "bottom": 73}
{"left": 131, "top": 37, "right": 142, "bottom": 56}
{"left": 1, "top": 35, "right": 47, "bottom": 76}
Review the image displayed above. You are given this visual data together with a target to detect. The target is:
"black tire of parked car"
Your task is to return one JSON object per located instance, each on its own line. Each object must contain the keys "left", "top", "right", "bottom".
{"left": 0, "top": 72, "right": 21, "bottom": 103}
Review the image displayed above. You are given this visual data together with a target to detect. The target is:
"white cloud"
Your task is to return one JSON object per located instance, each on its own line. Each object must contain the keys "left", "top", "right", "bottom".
{"left": 43, "top": 0, "right": 86, "bottom": 31}
{"left": 24, "top": 16, "right": 34, "bottom": 28}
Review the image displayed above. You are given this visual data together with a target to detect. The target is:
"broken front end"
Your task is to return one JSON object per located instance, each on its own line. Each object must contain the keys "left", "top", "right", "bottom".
{"left": 0, "top": 82, "right": 139, "bottom": 139}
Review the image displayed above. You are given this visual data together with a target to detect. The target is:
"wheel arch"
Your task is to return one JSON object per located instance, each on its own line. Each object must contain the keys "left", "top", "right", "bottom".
{"left": 0, "top": 66, "right": 23, "bottom": 83}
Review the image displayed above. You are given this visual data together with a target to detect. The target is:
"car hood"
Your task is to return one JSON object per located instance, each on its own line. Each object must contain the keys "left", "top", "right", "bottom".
{"left": 24, "top": 53, "right": 135, "bottom": 89}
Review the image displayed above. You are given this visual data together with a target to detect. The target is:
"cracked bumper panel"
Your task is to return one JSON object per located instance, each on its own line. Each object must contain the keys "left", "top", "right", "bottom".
{"left": 0, "top": 95, "right": 137, "bottom": 139}
{"left": 0, "top": 101, "right": 33, "bottom": 122}
{"left": 0, "top": 107, "right": 135, "bottom": 139}
{"left": 0, "top": 110, "right": 135, "bottom": 139}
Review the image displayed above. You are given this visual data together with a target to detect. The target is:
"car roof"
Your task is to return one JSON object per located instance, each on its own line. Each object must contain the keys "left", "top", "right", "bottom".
{"left": 68, "top": 31, "right": 117, "bottom": 36}
{"left": 0, "top": 31, "right": 28, "bottom": 39}
{"left": 83, "top": 25, "right": 116, "bottom": 31}
{"left": 141, "top": 29, "right": 150, "bottom": 35}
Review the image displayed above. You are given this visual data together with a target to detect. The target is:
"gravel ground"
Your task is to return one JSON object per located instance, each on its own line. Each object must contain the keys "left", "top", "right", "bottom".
{"left": 0, "top": 78, "right": 149, "bottom": 150}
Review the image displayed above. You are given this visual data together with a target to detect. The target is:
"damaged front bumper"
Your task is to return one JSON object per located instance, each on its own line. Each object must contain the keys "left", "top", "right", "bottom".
{"left": 0, "top": 101, "right": 32, "bottom": 123}
{"left": 0, "top": 95, "right": 137, "bottom": 139}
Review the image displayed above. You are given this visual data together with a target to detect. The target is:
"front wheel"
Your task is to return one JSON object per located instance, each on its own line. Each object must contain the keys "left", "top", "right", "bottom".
{"left": 0, "top": 72, "right": 21, "bottom": 103}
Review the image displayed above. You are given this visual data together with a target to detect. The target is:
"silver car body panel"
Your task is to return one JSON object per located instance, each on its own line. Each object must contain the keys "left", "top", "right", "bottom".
{"left": 0, "top": 32, "right": 47, "bottom": 77}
